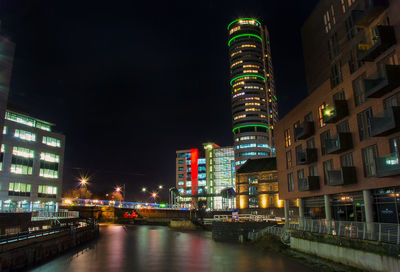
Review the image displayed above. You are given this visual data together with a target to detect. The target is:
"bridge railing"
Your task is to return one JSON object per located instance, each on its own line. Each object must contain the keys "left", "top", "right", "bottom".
{"left": 213, "top": 214, "right": 284, "bottom": 222}
{"left": 31, "top": 211, "right": 79, "bottom": 221}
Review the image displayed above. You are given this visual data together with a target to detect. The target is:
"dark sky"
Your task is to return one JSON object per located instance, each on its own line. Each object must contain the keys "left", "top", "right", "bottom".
{"left": 0, "top": 0, "right": 318, "bottom": 201}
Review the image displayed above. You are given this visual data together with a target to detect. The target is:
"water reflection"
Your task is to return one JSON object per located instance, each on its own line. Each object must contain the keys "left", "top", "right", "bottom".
{"left": 31, "top": 225, "right": 313, "bottom": 272}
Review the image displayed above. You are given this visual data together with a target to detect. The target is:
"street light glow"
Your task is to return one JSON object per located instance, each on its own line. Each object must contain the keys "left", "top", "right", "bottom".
{"left": 115, "top": 186, "right": 121, "bottom": 192}
{"left": 142, "top": 187, "right": 146, "bottom": 192}
{"left": 152, "top": 193, "right": 157, "bottom": 198}
{"left": 159, "top": 185, "right": 163, "bottom": 189}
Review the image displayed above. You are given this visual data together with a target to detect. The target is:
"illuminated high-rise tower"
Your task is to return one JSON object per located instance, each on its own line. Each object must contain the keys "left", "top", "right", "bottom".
{"left": 228, "top": 18, "right": 278, "bottom": 168}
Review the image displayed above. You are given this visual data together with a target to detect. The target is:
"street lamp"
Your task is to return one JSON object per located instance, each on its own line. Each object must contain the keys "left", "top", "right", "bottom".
{"left": 142, "top": 187, "right": 146, "bottom": 192}
{"left": 158, "top": 185, "right": 163, "bottom": 189}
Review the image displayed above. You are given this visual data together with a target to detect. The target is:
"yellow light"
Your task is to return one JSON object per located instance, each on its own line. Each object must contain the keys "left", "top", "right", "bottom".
{"left": 64, "top": 199, "right": 72, "bottom": 205}
{"left": 277, "top": 199, "right": 283, "bottom": 208}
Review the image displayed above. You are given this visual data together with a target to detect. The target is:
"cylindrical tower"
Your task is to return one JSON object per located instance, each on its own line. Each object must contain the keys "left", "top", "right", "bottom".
{"left": 227, "top": 18, "right": 278, "bottom": 169}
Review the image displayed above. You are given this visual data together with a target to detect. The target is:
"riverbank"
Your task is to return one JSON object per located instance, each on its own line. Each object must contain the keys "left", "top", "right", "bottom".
{"left": 0, "top": 222, "right": 99, "bottom": 271}
{"left": 252, "top": 233, "right": 366, "bottom": 272}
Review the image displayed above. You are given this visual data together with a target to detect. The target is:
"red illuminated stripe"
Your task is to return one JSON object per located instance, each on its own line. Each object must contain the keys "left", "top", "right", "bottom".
{"left": 190, "top": 148, "right": 198, "bottom": 195}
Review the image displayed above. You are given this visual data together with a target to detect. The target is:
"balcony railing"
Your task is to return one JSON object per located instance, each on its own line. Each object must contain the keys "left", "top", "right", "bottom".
{"left": 352, "top": 0, "right": 389, "bottom": 27}
{"left": 322, "top": 100, "right": 349, "bottom": 124}
{"left": 358, "top": 25, "right": 396, "bottom": 62}
{"left": 327, "top": 167, "right": 357, "bottom": 186}
{"left": 298, "top": 176, "right": 320, "bottom": 191}
{"left": 294, "top": 121, "right": 315, "bottom": 141}
{"left": 296, "top": 148, "right": 318, "bottom": 165}
{"left": 376, "top": 152, "right": 400, "bottom": 177}
{"left": 326, "top": 133, "right": 353, "bottom": 154}
{"left": 371, "top": 106, "right": 400, "bottom": 137}
{"left": 364, "top": 65, "right": 400, "bottom": 98}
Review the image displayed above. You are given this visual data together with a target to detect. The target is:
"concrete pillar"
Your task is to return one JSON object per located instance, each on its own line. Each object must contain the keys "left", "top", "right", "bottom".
{"left": 363, "top": 190, "right": 375, "bottom": 237}
{"left": 298, "top": 198, "right": 304, "bottom": 219}
{"left": 324, "top": 195, "right": 332, "bottom": 221}
{"left": 284, "top": 200, "right": 289, "bottom": 225}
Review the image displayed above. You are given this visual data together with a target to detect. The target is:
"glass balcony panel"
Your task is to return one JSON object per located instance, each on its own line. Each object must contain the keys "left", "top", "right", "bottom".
{"left": 371, "top": 106, "right": 400, "bottom": 137}
{"left": 376, "top": 152, "right": 400, "bottom": 177}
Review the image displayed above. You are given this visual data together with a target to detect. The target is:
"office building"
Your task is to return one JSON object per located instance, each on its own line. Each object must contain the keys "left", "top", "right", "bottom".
{"left": 236, "top": 158, "right": 290, "bottom": 216}
{"left": 176, "top": 143, "right": 235, "bottom": 210}
{"left": 0, "top": 25, "right": 15, "bottom": 150}
{"left": 0, "top": 109, "right": 65, "bottom": 212}
{"left": 228, "top": 18, "right": 278, "bottom": 168}
{"left": 275, "top": 0, "right": 400, "bottom": 223}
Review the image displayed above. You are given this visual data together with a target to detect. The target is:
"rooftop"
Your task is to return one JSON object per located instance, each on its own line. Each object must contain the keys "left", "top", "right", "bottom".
{"left": 236, "top": 157, "right": 277, "bottom": 174}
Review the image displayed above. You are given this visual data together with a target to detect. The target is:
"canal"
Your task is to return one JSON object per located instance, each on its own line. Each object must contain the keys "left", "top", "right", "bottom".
{"left": 31, "top": 225, "right": 314, "bottom": 272}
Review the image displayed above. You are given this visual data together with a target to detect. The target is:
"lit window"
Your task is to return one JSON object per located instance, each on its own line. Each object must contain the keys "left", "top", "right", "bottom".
{"left": 12, "top": 146, "right": 34, "bottom": 158}
{"left": 38, "top": 185, "right": 57, "bottom": 197}
{"left": 42, "top": 136, "right": 61, "bottom": 148}
{"left": 3, "top": 126, "right": 7, "bottom": 135}
{"left": 8, "top": 182, "right": 31, "bottom": 196}
{"left": 14, "top": 129, "right": 36, "bottom": 142}
{"left": 318, "top": 103, "right": 327, "bottom": 128}
{"left": 234, "top": 114, "right": 246, "bottom": 120}
{"left": 229, "top": 26, "right": 241, "bottom": 34}
{"left": 40, "top": 153, "right": 59, "bottom": 179}
{"left": 231, "top": 60, "right": 243, "bottom": 68}
{"left": 40, "top": 152, "right": 59, "bottom": 163}
{"left": 284, "top": 129, "right": 291, "bottom": 147}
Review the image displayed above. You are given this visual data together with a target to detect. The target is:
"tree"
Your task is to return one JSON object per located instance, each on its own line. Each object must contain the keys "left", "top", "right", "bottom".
{"left": 69, "top": 187, "right": 93, "bottom": 199}
{"left": 111, "top": 191, "right": 124, "bottom": 201}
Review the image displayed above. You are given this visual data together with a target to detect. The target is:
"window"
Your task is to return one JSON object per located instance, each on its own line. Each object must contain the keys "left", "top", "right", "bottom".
{"left": 345, "top": 16, "right": 356, "bottom": 40}
{"left": 323, "top": 5, "right": 336, "bottom": 33}
{"left": 293, "top": 121, "right": 300, "bottom": 142}
{"left": 178, "top": 181, "right": 184, "bottom": 186}
{"left": 328, "top": 32, "right": 340, "bottom": 60}
{"left": 5, "top": 111, "right": 51, "bottom": 131}
{"left": 40, "top": 152, "right": 59, "bottom": 163}
{"left": 249, "top": 185, "right": 258, "bottom": 195}
{"left": 307, "top": 138, "right": 315, "bottom": 149}
{"left": 286, "top": 150, "right": 292, "bottom": 169}
{"left": 8, "top": 182, "right": 31, "bottom": 196}
{"left": 284, "top": 129, "right": 292, "bottom": 147}
{"left": 178, "top": 174, "right": 184, "bottom": 178}
{"left": 318, "top": 103, "right": 326, "bottom": 128}
{"left": 287, "top": 173, "right": 294, "bottom": 192}
{"left": 248, "top": 177, "right": 258, "bottom": 184}
{"left": 389, "top": 137, "right": 400, "bottom": 154}
{"left": 305, "top": 112, "right": 313, "bottom": 121}
{"left": 341, "top": 153, "right": 354, "bottom": 167}
{"left": 249, "top": 197, "right": 258, "bottom": 208}
{"left": 337, "top": 120, "right": 350, "bottom": 133}
{"left": 0, "top": 144, "right": 4, "bottom": 171}
{"left": 323, "top": 160, "right": 333, "bottom": 184}
{"left": 330, "top": 62, "right": 343, "bottom": 88}
{"left": 309, "top": 165, "right": 318, "bottom": 176}
{"left": 38, "top": 185, "right": 57, "bottom": 198}
{"left": 357, "top": 108, "right": 373, "bottom": 141}
{"left": 297, "top": 169, "right": 305, "bottom": 181}
{"left": 353, "top": 75, "right": 366, "bottom": 106}
{"left": 384, "top": 92, "right": 400, "bottom": 109}
{"left": 320, "top": 130, "right": 331, "bottom": 155}
{"left": 14, "top": 129, "right": 36, "bottom": 142}
{"left": 42, "top": 136, "right": 61, "bottom": 148}
{"left": 362, "top": 145, "right": 377, "bottom": 177}
{"left": 178, "top": 167, "right": 184, "bottom": 171}
{"left": 3, "top": 126, "right": 7, "bottom": 134}
{"left": 11, "top": 147, "right": 34, "bottom": 175}
{"left": 349, "top": 47, "right": 361, "bottom": 74}
{"left": 333, "top": 90, "right": 346, "bottom": 101}
{"left": 295, "top": 145, "right": 303, "bottom": 165}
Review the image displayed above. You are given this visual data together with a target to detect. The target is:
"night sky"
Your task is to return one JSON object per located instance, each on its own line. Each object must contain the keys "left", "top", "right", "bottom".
{"left": 0, "top": 0, "right": 318, "bottom": 201}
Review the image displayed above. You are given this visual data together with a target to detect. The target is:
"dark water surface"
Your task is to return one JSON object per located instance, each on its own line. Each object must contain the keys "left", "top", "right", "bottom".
{"left": 31, "top": 225, "right": 313, "bottom": 272}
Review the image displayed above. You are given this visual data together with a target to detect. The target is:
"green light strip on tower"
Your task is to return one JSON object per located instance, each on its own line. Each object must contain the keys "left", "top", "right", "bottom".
{"left": 227, "top": 18, "right": 262, "bottom": 30}
{"left": 230, "top": 74, "right": 266, "bottom": 86}
{"left": 232, "top": 124, "right": 269, "bottom": 133}
{"left": 228, "top": 34, "right": 262, "bottom": 47}
{"left": 274, "top": 95, "right": 277, "bottom": 101}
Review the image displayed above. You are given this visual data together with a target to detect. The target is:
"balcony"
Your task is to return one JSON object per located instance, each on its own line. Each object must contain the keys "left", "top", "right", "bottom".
{"left": 352, "top": 0, "right": 389, "bottom": 27}
{"left": 294, "top": 121, "right": 314, "bottom": 141}
{"left": 358, "top": 26, "right": 396, "bottom": 62}
{"left": 326, "top": 133, "right": 353, "bottom": 154}
{"left": 298, "top": 176, "right": 320, "bottom": 191}
{"left": 364, "top": 65, "right": 400, "bottom": 98}
{"left": 322, "top": 100, "right": 348, "bottom": 124}
{"left": 371, "top": 107, "right": 400, "bottom": 137}
{"left": 327, "top": 167, "right": 357, "bottom": 186}
{"left": 296, "top": 148, "right": 318, "bottom": 165}
{"left": 376, "top": 152, "right": 400, "bottom": 177}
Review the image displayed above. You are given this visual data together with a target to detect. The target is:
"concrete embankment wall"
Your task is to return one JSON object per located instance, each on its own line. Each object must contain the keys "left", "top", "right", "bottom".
{"left": 169, "top": 220, "right": 197, "bottom": 230}
{"left": 212, "top": 222, "right": 278, "bottom": 242}
{"left": 0, "top": 225, "right": 99, "bottom": 271}
{"left": 291, "top": 237, "right": 400, "bottom": 272}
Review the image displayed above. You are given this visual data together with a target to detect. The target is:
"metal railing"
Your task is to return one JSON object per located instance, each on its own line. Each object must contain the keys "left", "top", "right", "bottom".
{"left": 289, "top": 218, "right": 400, "bottom": 245}
{"left": 213, "top": 214, "right": 284, "bottom": 222}
{"left": 31, "top": 211, "right": 79, "bottom": 220}
{"left": 248, "top": 225, "right": 284, "bottom": 241}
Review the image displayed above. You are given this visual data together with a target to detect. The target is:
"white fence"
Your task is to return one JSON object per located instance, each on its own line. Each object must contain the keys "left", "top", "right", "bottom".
{"left": 213, "top": 214, "right": 283, "bottom": 222}
{"left": 289, "top": 218, "right": 400, "bottom": 245}
{"left": 31, "top": 211, "right": 79, "bottom": 221}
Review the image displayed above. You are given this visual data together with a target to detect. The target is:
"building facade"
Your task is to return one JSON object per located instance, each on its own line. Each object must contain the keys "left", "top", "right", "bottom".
{"left": 203, "top": 143, "right": 235, "bottom": 210}
{"left": 0, "top": 27, "right": 15, "bottom": 151}
{"left": 236, "top": 158, "right": 290, "bottom": 216}
{"left": 276, "top": 0, "right": 400, "bottom": 223}
{"left": 176, "top": 143, "right": 235, "bottom": 210}
{"left": 228, "top": 18, "right": 278, "bottom": 168}
{"left": 0, "top": 110, "right": 65, "bottom": 212}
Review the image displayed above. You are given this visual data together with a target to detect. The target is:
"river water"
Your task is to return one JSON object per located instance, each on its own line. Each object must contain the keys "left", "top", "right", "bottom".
{"left": 31, "top": 225, "right": 314, "bottom": 272}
